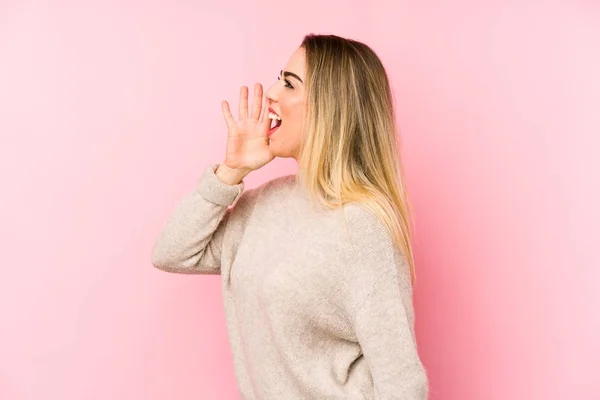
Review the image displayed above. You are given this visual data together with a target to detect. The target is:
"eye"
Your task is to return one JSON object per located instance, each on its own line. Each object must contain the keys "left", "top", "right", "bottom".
{"left": 277, "top": 76, "right": 294, "bottom": 89}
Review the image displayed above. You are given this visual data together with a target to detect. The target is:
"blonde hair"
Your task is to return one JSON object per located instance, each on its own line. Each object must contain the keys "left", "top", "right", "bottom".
{"left": 296, "top": 34, "right": 418, "bottom": 285}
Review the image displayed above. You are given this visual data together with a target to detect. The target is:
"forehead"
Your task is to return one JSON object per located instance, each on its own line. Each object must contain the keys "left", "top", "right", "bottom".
{"left": 283, "top": 47, "right": 306, "bottom": 77}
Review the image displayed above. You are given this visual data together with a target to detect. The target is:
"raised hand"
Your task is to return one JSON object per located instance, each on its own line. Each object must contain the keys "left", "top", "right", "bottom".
{"left": 221, "top": 83, "right": 275, "bottom": 173}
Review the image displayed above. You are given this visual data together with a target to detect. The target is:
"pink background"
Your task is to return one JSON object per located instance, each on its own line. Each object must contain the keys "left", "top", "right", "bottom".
{"left": 1, "top": 1, "right": 599, "bottom": 399}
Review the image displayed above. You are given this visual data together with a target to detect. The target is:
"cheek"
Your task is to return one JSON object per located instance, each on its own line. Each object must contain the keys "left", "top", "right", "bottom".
{"left": 282, "top": 101, "right": 303, "bottom": 123}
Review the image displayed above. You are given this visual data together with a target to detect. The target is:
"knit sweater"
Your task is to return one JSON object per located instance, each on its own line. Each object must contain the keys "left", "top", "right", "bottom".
{"left": 151, "top": 163, "right": 429, "bottom": 400}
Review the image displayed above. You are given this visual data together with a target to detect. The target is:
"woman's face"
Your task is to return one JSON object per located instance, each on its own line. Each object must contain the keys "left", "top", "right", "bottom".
{"left": 265, "top": 46, "right": 307, "bottom": 161}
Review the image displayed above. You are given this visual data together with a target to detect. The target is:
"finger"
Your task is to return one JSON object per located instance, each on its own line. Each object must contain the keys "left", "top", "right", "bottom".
{"left": 250, "top": 83, "right": 262, "bottom": 120}
{"left": 260, "top": 94, "right": 268, "bottom": 123}
{"left": 238, "top": 86, "right": 248, "bottom": 120}
{"left": 260, "top": 98, "right": 271, "bottom": 133}
{"left": 222, "top": 100, "right": 234, "bottom": 131}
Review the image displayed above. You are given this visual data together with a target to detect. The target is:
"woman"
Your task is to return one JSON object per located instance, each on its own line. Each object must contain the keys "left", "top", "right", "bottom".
{"left": 151, "top": 34, "right": 429, "bottom": 399}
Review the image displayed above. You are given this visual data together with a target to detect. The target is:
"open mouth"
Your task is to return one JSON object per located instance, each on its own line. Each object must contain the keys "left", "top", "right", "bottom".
{"left": 268, "top": 113, "right": 282, "bottom": 137}
{"left": 270, "top": 118, "right": 282, "bottom": 129}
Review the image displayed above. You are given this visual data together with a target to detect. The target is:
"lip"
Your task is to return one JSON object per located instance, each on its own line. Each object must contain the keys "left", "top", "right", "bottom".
{"left": 267, "top": 123, "right": 280, "bottom": 137}
{"left": 268, "top": 107, "right": 281, "bottom": 118}
{"left": 267, "top": 107, "right": 281, "bottom": 138}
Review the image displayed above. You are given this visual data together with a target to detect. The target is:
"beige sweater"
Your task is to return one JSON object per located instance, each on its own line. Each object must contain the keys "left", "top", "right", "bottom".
{"left": 151, "top": 163, "right": 429, "bottom": 399}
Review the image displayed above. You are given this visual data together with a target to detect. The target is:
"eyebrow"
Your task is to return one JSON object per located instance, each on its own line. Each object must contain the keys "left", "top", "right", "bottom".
{"left": 280, "top": 70, "right": 303, "bottom": 84}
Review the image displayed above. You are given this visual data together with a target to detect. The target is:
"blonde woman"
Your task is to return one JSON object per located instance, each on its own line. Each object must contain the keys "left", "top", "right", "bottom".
{"left": 152, "top": 34, "right": 429, "bottom": 399}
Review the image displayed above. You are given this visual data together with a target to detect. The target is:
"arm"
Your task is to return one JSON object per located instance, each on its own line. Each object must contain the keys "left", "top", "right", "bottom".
{"left": 352, "top": 267, "right": 429, "bottom": 399}
{"left": 150, "top": 163, "right": 250, "bottom": 274}
{"left": 344, "top": 205, "right": 429, "bottom": 399}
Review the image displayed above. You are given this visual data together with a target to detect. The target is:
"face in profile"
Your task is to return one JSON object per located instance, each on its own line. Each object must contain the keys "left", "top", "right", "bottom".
{"left": 265, "top": 46, "right": 307, "bottom": 161}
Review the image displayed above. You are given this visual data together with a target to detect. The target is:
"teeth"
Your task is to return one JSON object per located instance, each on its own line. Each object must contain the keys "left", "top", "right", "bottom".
{"left": 268, "top": 112, "right": 282, "bottom": 121}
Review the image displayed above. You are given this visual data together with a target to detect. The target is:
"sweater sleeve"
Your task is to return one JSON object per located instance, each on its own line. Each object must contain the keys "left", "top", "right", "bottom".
{"left": 151, "top": 163, "right": 247, "bottom": 275}
{"left": 352, "top": 267, "right": 429, "bottom": 399}
{"left": 345, "top": 205, "right": 429, "bottom": 399}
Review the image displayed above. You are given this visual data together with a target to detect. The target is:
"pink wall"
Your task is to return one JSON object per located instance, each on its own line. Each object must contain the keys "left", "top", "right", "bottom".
{"left": 1, "top": 1, "right": 598, "bottom": 399}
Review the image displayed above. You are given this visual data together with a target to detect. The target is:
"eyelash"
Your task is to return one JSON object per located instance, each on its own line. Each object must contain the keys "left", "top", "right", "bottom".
{"left": 278, "top": 76, "right": 293, "bottom": 89}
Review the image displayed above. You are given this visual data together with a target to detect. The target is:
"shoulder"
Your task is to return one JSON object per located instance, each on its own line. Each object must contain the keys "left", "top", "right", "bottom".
{"left": 342, "top": 202, "right": 391, "bottom": 245}
{"left": 239, "top": 172, "right": 295, "bottom": 197}
{"left": 263, "top": 173, "right": 297, "bottom": 190}
{"left": 248, "top": 173, "right": 297, "bottom": 202}
{"left": 231, "top": 173, "right": 296, "bottom": 214}
{"left": 341, "top": 202, "right": 411, "bottom": 286}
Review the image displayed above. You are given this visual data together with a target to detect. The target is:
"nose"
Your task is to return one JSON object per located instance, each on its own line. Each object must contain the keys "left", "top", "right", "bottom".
{"left": 265, "top": 81, "right": 280, "bottom": 105}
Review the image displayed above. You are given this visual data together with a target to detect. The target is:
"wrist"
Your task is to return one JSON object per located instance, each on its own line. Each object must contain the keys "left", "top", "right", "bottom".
{"left": 215, "top": 164, "right": 249, "bottom": 185}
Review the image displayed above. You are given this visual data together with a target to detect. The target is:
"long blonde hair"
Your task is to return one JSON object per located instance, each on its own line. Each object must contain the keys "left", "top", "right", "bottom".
{"left": 295, "top": 34, "right": 418, "bottom": 285}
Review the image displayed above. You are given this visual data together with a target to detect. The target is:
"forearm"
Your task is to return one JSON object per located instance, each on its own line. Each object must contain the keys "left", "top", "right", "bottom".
{"left": 151, "top": 163, "right": 246, "bottom": 274}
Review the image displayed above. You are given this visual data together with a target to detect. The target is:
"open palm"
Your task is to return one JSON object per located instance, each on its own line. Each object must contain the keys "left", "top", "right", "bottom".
{"left": 221, "top": 83, "right": 275, "bottom": 172}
